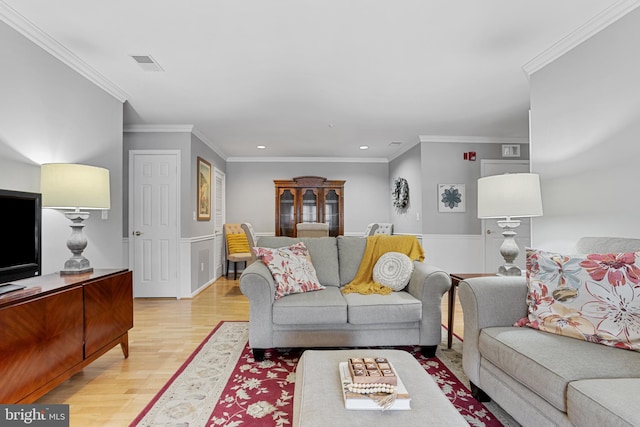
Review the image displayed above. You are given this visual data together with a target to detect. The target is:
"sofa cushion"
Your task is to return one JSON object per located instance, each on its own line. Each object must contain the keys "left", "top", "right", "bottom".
{"left": 272, "top": 287, "right": 347, "bottom": 325}
{"left": 337, "top": 236, "right": 367, "bottom": 285}
{"left": 343, "top": 291, "right": 422, "bottom": 324}
{"left": 257, "top": 236, "right": 340, "bottom": 286}
{"left": 567, "top": 379, "right": 640, "bottom": 427}
{"left": 576, "top": 236, "right": 640, "bottom": 254}
{"left": 523, "top": 248, "right": 640, "bottom": 352}
{"left": 253, "top": 242, "right": 324, "bottom": 299}
{"left": 479, "top": 326, "right": 640, "bottom": 412}
{"left": 373, "top": 252, "right": 414, "bottom": 291}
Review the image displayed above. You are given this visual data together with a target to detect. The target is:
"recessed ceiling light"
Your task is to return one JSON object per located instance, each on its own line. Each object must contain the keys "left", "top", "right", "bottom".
{"left": 257, "top": 145, "right": 267, "bottom": 149}
{"left": 360, "top": 145, "right": 369, "bottom": 150}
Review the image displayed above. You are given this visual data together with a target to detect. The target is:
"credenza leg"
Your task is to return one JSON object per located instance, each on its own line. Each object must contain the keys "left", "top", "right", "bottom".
{"left": 120, "top": 332, "right": 129, "bottom": 358}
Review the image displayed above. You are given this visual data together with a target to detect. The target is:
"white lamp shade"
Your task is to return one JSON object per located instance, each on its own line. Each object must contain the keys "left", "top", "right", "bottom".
{"left": 41, "top": 163, "right": 111, "bottom": 209}
{"left": 477, "top": 173, "right": 543, "bottom": 219}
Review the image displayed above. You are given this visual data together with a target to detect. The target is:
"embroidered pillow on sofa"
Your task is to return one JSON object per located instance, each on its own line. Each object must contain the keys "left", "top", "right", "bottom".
{"left": 372, "top": 252, "right": 414, "bottom": 291}
{"left": 521, "top": 248, "right": 640, "bottom": 352}
{"left": 253, "top": 242, "right": 325, "bottom": 299}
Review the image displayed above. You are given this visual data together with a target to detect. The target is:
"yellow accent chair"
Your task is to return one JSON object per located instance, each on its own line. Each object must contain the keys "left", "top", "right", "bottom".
{"left": 224, "top": 223, "right": 253, "bottom": 279}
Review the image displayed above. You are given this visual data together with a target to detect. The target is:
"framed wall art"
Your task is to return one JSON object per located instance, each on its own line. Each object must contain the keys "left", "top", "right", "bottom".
{"left": 438, "top": 183, "right": 465, "bottom": 213}
{"left": 197, "top": 157, "right": 212, "bottom": 221}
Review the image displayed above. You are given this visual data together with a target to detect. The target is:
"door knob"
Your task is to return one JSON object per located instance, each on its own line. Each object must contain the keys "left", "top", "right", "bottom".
{"left": 486, "top": 229, "right": 493, "bottom": 235}
{"left": 133, "top": 231, "right": 143, "bottom": 236}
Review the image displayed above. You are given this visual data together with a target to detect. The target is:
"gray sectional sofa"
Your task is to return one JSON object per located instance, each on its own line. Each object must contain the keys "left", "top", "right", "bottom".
{"left": 459, "top": 237, "right": 640, "bottom": 427}
{"left": 239, "top": 236, "right": 451, "bottom": 361}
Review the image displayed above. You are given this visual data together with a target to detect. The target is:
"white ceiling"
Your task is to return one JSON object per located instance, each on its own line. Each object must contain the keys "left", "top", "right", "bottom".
{"left": 1, "top": 0, "right": 623, "bottom": 160}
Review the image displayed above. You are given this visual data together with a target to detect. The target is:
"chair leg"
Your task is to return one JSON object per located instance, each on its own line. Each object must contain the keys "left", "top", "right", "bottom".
{"left": 234, "top": 262, "right": 238, "bottom": 280}
{"left": 226, "top": 260, "right": 229, "bottom": 277}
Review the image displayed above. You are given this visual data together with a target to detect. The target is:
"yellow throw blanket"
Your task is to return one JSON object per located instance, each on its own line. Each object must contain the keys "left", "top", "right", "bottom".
{"left": 342, "top": 235, "right": 425, "bottom": 295}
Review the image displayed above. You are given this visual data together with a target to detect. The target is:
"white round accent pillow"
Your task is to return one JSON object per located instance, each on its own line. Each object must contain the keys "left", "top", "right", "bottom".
{"left": 373, "top": 252, "right": 414, "bottom": 291}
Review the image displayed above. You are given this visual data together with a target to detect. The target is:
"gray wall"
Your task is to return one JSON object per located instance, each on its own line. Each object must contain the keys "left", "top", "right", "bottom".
{"left": 190, "top": 134, "right": 226, "bottom": 236}
{"left": 123, "top": 131, "right": 225, "bottom": 238}
{"left": 389, "top": 144, "right": 422, "bottom": 234}
{"left": 390, "top": 141, "right": 530, "bottom": 235}
{"left": 225, "top": 161, "right": 389, "bottom": 235}
{"left": 530, "top": 8, "right": 640, "bottom": 252}
{"left": 0, "top": 21, "right": 124, "bottom": 275}
{"left": 123, "top": 130, "right": 225, "bottom": 294}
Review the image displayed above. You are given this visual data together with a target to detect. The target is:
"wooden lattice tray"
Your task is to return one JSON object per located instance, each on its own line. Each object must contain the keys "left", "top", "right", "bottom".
{"left": 347, "top": 357, "right": 397, "bottom": 386}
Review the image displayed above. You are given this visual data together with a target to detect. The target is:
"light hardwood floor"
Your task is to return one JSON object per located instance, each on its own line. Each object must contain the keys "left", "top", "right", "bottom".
{"left": 35, "top": 276, "right": 464, "bottom": 426}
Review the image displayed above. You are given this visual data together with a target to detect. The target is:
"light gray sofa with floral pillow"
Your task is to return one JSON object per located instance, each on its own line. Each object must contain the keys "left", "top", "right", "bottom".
{"left": 239, "top": 236, "right": 451, "bottom": 361}
{"left": 459, "top": 237, "right": 640, "bottom": 427}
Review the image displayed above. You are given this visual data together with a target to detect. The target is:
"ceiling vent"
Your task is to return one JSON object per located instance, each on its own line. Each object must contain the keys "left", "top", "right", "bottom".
{"left": 389, "top": 141, "right": 403, "bottom": 146}
{"left": 130, "top": 55, "right": 164, "bottom": 72}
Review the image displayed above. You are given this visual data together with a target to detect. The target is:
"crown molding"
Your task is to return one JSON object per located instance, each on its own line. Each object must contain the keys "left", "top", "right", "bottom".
{"left": 192, "top": 128, "right": 228, "bottom": 161}
{"left": 0, "top": 1, "right": 129, "bottom": 102}
{"left": 122, "top": 125, "right": 228, "bottom": 160}
{"left": 418, "top": 135, "right": 529, "bottom": 144}
{"left": 123, "top": 124, "right": 194, "bottom": 133}
{"left": 226, "top": 156, "right": 389, "bottom": 163}
{"left": 388, "top": 139, "right": 421, "bottom": 162}
{"left": 522, "top": 0, "right": 640, "bottom": 78}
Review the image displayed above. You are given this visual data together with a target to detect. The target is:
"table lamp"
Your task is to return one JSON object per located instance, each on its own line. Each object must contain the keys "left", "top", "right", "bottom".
{"left": 477, "top": 173, "right": 543, "bottom": 276}
{"left": 41, "top": 163, "right": 111, "bottom": 275}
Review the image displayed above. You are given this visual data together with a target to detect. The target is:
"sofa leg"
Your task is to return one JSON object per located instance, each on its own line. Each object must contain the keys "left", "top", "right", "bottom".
{"left": 420, "top": 345, "right": 437, "bottom": 358}
{"left": 252, "top": 348, "right": 265, "bottom": 361}
{"left": 470, "top": 382, "right": 491, "bottom": 402}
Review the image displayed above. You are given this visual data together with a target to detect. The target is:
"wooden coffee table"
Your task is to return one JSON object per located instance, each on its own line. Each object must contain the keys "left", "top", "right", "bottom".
{"left": 447, "top": 273, "right": 496, "bottom": 349}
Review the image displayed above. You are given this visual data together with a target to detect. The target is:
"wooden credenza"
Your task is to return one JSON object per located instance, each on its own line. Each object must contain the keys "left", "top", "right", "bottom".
{"left": 0, "top": 269, "right": 133, "bottom": 403}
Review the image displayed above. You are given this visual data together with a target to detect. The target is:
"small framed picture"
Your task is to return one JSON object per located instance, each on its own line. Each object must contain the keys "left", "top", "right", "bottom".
{"left": 197, "top": 157, "right": 211, "bottom": 221}
{"left": 438, "top": 184, "right": 465, "bottom": 213}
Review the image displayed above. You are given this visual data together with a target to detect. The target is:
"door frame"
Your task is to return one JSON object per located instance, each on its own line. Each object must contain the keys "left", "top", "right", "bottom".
{"left": 213, "top": 167, "right": 225, "bottom": 279}
{"left": 128, "top": 149, "right": 181, "bottom": 297}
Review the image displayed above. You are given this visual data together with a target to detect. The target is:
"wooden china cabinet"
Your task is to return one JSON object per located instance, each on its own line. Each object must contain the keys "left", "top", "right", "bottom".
{"left": 274, "top": 176, "right": 345, "bottom": 237}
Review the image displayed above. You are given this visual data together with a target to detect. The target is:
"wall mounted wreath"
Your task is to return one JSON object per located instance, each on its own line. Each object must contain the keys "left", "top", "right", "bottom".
{"left": 393, "top": 177, "right": 409, "bottom": 209}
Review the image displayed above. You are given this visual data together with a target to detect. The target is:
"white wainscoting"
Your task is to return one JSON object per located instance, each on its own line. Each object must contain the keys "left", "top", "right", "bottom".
{"left": 179, "top": 238, "right": 191, "bottom": 298}
{"left": 420, "top": 234, "right": 485, "bottom": 274}
{"left": 125, "top": 235, "right": 222, "bottom": 299}
{"left": 182, "top": 234, "right": 220, "bottom": 299}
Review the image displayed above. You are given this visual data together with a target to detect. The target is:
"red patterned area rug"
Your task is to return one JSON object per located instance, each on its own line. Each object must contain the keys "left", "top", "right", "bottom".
{"left": 131, "top": 321, "right": 518, "bottom": 427}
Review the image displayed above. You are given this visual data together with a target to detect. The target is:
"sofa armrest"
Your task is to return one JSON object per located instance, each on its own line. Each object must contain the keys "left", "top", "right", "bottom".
{"left": 239, "top": 261, "right": 276, "bottom": 349}
{"left": 406, "top": 262, "right": 451, "bottom": 345}
{"left": 458, "top": 276, "right": 528, "bottom": 385}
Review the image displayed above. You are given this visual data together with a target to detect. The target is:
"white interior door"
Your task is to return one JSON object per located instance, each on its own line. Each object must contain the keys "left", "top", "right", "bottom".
{"left": 213, "top": 168, "right": 225, "bottom": 278}
{"left": 481, "top": 160, "right": 531, "bottom": 274}
{"left": 130, "top": 152, "right": 179, "bottom": 297}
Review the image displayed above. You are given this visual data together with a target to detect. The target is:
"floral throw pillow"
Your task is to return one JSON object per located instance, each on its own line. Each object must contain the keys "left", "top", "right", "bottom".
{"left": 253, "top": 242, "right": 325, "bottom": 299}
{"left": 518, "top": 248, "right": 640, "bottom": 352}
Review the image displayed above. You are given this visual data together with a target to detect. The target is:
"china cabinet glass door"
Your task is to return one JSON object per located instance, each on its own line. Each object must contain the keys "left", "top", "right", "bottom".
{"left": 278, "top": 189, "right": 296, "bottom": 237}
{"left": 301, "top": 189, "right": 318, "bottom": 223}
{"left": 324, "top": 189, "right": 340, "bottom": 236}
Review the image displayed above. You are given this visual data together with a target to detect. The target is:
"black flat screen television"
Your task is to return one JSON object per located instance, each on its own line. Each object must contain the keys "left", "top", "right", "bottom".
{"left": 0, "top": 189, "right": 42, "bottom": 284}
